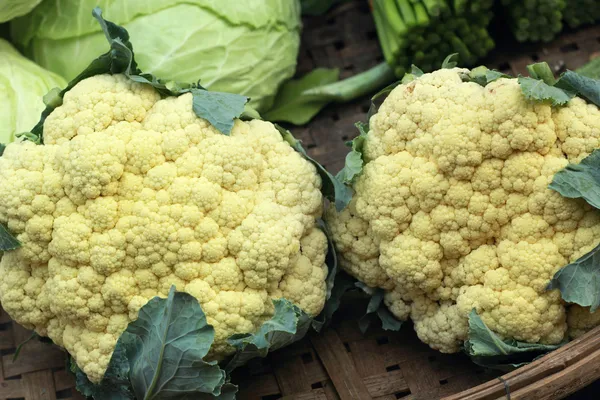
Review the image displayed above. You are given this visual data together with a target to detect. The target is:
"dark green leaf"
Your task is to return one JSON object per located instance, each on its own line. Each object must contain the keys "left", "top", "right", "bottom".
{"left": 0, "top": 143, "right": 5, "bottom": 157}
{"left": 336, "top": 122, "right": 368, "bottom": 184}
{"left": 276, "top": 125, "right": 352, "bottom": 211}
{"left": 518, "top": 76, "right": 575, "bottom": 106}
{"left": 125, "top": 286, "right": 226, "bottom": 398}
{"left": 71, "top": 350, "right": 133, "bottom": 399}
{"left": 441, "top": 53, "right": 459, "bottom": 69}
{"left": 263, "top": 68, "right": 340, "bottom": 125}
{"left": 460, "top": 66, "right": 511, "bottom": 86}
{"left": 465, "top": 310, "right": 562, "bottom": 370}
{"left": 356, "top": 285, "right": 402, "bottom": 334}
{"left": 225, "top": 299, "right": 312, "bottom": 372}
{"left": 549, "top": 149, "right": 600, "bottom": 209}
{"left": 547, "top": 243, "right": 600, "bottom": 312}
{"left": 72, "top": 286, "right": 228, "bottom": 399}
{"left": 0, "top": 223, "right": 20, "bottom": 252}
{"left": 555, "top": 70, "right": 600, "bottom": 107}
{"left": 485, "top": 69, "right": 510, "bottom": 83}
{"left": 316, "top": 272, "right": 356, "bottom": 331}
{"left": 190, "top": 89, "right": 248, "bottom": 135}
{"left": 312, "top": 219, "right": 343, "bottom": 332}
{"left": 526, "top": 62, "right": 557, "bottom": 85}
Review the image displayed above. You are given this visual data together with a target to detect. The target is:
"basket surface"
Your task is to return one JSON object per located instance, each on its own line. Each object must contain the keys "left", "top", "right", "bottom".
{"left": 1, "top": 2, "right": 600, "bottom": 400}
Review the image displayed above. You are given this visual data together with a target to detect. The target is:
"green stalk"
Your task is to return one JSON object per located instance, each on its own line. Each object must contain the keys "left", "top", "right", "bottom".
{"left": 372, "top": 1, "right": 397, "bottom": 65}
{"left": 395, "top": 0, "right": 417, "bottom": 27}
{"left": 302, "top": 62, "right": 397, "bottom": 102}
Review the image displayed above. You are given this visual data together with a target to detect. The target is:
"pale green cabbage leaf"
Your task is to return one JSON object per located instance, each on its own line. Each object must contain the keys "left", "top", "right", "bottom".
{"left": 0, "top": 38, "right": 66, "bottom": 145}
{"left": 10, "top": 0, "right": 301, "bottom": 112}
{"left": 0, "top": 0, "right": 42, "bottom": 23}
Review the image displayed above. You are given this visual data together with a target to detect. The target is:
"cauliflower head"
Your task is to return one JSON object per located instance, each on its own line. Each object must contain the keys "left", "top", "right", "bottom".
{"left": 0, "top": 74, "right": 328, "bottom": 382}
{"left": 327, "top": 67, "right": 600, "bottom": 353}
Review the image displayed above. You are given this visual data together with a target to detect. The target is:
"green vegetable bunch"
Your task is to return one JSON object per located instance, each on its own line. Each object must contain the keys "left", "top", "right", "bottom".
{"left": 371, "top": 0, "right": 495, "bottom": 75}
{"left": 499, "top": 0, "right": 565, "bottom": 42}
{"left": 563, "top": 0, "right": 600, "bottom": 28}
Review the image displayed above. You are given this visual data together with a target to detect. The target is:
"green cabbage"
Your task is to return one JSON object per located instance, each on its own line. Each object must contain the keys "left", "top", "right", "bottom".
{"left": 0, "top": 38, "right": 66, "bottom": 145}
{"left": 10, "top": 0, "right": 302, "bottom": 112}
{"left": 0, "top": 0, "right": 42, "bottom": 23}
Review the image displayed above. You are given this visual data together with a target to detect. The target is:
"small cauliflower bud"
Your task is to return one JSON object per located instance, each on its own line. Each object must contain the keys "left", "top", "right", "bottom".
{"left": 567, "top": 305, "right": 600, "bottom": 339}
{"left": 326, "top": 66, "right": 600, "bottom": 356}
{"left": 411, "top": 296, "right": 468, "bottom": 353}
{"left": 0, "top": 73, "right": 329, "bottom": 383}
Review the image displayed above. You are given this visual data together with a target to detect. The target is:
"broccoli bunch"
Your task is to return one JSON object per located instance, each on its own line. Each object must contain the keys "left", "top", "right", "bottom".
{"left": 371, "top": 0, "right": 495, "bottom": 75}
{"left": 500, "top": 0, "right": 565, "bottom": 42}
{"left": 563, "top": 0, "right": 600, "bottom": 28}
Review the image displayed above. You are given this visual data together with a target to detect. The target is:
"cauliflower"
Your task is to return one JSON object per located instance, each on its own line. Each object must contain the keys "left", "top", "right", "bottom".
{"left": 0, "top": 73, "right": 329, "bottom": 382}
{"left": 327, "top": 67, "right": 600, "bottom": 354}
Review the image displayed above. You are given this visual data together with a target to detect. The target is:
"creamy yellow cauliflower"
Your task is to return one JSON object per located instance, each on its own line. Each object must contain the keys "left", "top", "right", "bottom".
{"left": 327, "top": 68, "right": 600, "bottom": 353}
{"left": 0, "top": 74, "right": 328, "bottom": 382}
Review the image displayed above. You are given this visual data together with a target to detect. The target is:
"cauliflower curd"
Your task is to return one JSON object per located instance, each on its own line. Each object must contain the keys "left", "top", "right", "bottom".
{"left": 0, "top": 74, "right": 328, "bottom": 382}
{"left": 327, "top": 68, "right": 600, "bottom": 353}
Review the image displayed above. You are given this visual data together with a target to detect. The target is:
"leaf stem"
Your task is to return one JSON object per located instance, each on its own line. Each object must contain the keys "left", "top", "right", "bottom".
{"left": 303, "top": 62, "right": 396, "bottom": 102}
{"left": 144, "top": 288, "right": 175, "bottom": 400}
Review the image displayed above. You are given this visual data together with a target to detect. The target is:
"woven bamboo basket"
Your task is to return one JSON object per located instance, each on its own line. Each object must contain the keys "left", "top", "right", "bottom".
{"left": 1, "top": 2, "right": 599, "bottom": 400}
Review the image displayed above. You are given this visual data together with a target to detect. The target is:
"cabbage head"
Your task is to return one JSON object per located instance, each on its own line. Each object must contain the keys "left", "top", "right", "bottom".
{"left": 0, "top": 0, "right": 42, "bottom": 23}
{"left": 0, "top": 38, "right": 66, "bottom": 144}
{"left": 10, "top": 0, "right": 302, "bottom": 112}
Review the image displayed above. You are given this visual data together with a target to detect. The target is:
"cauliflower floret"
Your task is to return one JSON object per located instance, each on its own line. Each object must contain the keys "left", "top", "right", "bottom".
{"left": 0, "top": 74, "right": 328, "bottom": 383}
{"left": 327, "top": 67, "right": 600, "bottom": 354}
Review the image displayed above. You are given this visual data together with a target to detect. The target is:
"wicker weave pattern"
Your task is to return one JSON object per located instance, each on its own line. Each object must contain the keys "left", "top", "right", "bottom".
{"left": 0, "top": 307, "right": 84, "bottom": 400}
{"left": 234, "top": 302, "right": 496, "bottom": 400}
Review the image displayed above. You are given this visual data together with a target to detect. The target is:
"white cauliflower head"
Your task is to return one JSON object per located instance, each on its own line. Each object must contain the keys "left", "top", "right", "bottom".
{"left": 0, "top": 74, "right": 328, "bottom": 382}
{"left": 327, "top": 67, "right": 600, "bottom": 353}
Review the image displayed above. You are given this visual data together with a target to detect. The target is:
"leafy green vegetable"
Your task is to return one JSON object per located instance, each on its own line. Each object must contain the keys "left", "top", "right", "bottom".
{"left": 0, "top": 38, "right": 66, "bottom": 145}
{"left": 549, "top": 150, "right": 600, "bottom": 210}
{"left": 465, "top": 310, "right": 562, "bottom": 370}
{"left": 266, "top": 63, "right": 396, "bottom": 126}
{"left": 336, "top": 122, "right": 368, "bottom": 184}
{"left": 555, "top": 70, "right": 600, "bottom": 107}
{"left": 441, "top": 53, "right": 459, "bottom": 69}
{"left": 518, "top": 76, "right": 575, "bottom": 106}
{"left": 225, "top": 299, "right": 312, "bottom": 372}
{"left": 11, "top": 0, "right": 300, "bottom": 113}
{"left": 29, "top": 7, "right": 248, "bottom": 142}
{"left": 276, "top": 125, "right": 352, "bottom": 211}
{"left": 0, "top": 0, "right": 41, "bottom": 23}
{"left": 355, "top": 283, "right": 402, "bottom": 334}
{"left": 263, "top": 68, "right": 340, "bottom": 125}
{"left": 0, "top": 223, "right": 21, "bottom": 252}
{"left": 548, "top": 244, "right": 600, "bottom": 312}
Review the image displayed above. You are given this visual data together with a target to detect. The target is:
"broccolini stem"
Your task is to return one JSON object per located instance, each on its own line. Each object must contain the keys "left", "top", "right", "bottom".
{"left": 303, "top": 62, "right": 397, "bottom": 102}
